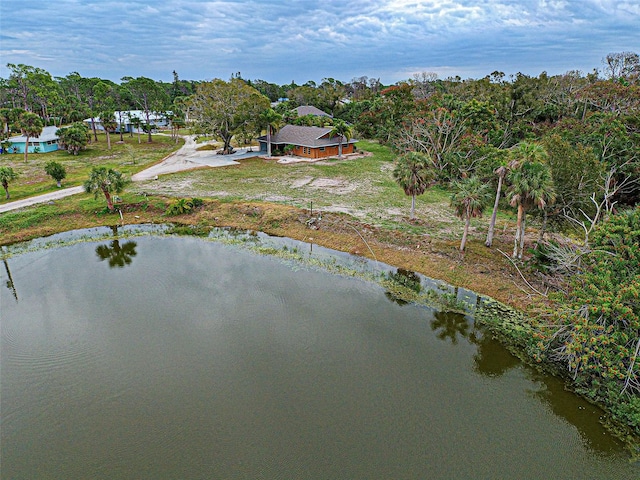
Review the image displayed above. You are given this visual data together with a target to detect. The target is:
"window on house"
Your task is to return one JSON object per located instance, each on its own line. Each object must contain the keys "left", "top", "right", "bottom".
{"left": 319, "top": 147, "right": 325, "bottom": 151}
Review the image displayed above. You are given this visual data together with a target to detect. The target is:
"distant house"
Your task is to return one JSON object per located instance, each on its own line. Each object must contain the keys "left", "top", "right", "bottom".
{"left": 293, "top": 106, "right": 333, "bottom": 118}
{"left": 258, "top": 125, "right": 356, "bottom": 159}
{"left": 84, "top": 110, "right": 170, "bottom": 133}
{"left": 6, "top": 126, "right": 59, "bottom": 154}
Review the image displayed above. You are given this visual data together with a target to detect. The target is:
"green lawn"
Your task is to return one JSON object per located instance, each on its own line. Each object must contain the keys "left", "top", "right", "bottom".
{"left": 0, "top": 133, "right": 182, "bottom": 202}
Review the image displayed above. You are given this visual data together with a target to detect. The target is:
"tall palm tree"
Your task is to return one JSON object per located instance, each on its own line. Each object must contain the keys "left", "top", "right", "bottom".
{"left": 329, "top": 119, "right": 353, "bottom": 158}
{"left": 130, "top": 117, "right": 142, "bottom": 143}
{"left": 485, "top": 142, "right": 547, "bottom": 248}
{"left": 485, "top": 164, "right": 508, "bottom": 247}
{"left": 15, "top": 112, "right": 43, "bottom": 163}
{"left": 260, "top": 108, "right": 283, "bottom": 157}
{"left": 393, "top": 151, "right": 434, "bottom": 219}
{"left": 100, "top": 111, "right": 118, "bottom": 150}
{"left": 451, "top": 176, "right": 492, "bottom": 252}
{"left": 507, "top": 161, "right": 556, "bottom": 258}
{"left": 84, "top": 167, "right": 126, "bottom": 212}
{"left": 0, "top": 166, "right": 18, "bottom": 199}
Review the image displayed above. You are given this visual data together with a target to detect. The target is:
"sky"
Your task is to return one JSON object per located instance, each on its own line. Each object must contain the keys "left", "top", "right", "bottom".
{"left": 0, "top": 0, "right": 638, "bottom": 86}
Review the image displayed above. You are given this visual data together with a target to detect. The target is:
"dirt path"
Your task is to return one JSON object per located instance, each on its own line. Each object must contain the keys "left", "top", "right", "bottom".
{"left": 0, "top": 186, "right": 85, "bottom": 214}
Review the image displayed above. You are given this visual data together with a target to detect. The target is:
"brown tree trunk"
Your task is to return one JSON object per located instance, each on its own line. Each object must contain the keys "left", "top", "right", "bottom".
{"left": 485, "top": 174, "right": 503, "bottom": 247}
{"left": 23, "top": 134, "right": 29, "bottom": 163}
{"left": 513, "top": 204, "right": 524, "bottom": 258}
{"left": 461, "top": 212, "right": 471, "bottom": 252}
{"left": 518, "top": 215, "right": 527, "bottom": 259}
{"left": 102, "top": 187, "right": 114, "bottom": 211}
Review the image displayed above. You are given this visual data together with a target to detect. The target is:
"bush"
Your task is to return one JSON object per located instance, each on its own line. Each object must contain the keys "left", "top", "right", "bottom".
{"left": 165, "top": 198, "right": 204, "bottom": 216}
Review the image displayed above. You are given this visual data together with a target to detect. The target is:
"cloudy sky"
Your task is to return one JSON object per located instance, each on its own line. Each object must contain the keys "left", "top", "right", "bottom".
{"left": 0, "top": 0, "right": 638, "bottom": 85}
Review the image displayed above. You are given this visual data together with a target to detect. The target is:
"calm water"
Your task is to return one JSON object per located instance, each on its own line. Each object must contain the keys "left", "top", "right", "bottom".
{"left": 1, "top": 231, "right": 638, "bottom": 479}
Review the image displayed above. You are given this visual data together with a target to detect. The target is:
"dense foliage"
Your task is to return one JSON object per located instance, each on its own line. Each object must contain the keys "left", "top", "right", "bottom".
{"left": 542, "top": 208, "right": 640, "bottom": 436}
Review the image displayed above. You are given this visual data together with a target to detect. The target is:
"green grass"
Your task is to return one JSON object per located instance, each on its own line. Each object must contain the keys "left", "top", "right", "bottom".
{"left": 132, "top": 140, "right": 459, "bottom": 234}
{"left": 0, "top": 133, "right": 181, "bottom": 202}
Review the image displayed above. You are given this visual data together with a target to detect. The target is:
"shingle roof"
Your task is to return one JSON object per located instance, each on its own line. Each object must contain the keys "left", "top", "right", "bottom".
{"left": 294, "top": 106, "right": 332, "bottom": 118}
{"left": 266, "top": 125, "right": 355, "bottom": 148}
{"left": 8, "top": 125, "right": 59, "bottom": 143}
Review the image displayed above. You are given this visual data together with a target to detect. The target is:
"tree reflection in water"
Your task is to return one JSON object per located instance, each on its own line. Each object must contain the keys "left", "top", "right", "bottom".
{"left": 384, "top": 268, "right": 422, "bottom": 306}
{"left": 471, "top": 331, "right": 520, "bottom": 377}
{"left": 430, "top": 310, "right": 470, "bottom": 345}
{"left": 3, "top": 257, "right": 18, "bottom": 301}
{"left": 96, "top": 240, "right": 138, "bottom": 268}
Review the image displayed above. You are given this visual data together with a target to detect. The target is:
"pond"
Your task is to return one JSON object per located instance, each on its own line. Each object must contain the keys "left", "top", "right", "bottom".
{"left": 1, "top": 227, "right": 638, "bottom": 479}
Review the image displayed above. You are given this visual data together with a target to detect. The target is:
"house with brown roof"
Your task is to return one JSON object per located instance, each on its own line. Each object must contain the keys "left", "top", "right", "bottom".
{"left": 258, "top": 124, "right": 356, "bottom": 159}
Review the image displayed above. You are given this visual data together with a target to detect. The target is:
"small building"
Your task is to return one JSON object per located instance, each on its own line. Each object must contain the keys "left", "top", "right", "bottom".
{"left": 258, "top": 125, "right": 356, "bottom": 159}
{"left": 84, "top": 110, "right": 170, "bottom": 133}
{"left": 6, "top": 126, "right": 60, "bottom": 154}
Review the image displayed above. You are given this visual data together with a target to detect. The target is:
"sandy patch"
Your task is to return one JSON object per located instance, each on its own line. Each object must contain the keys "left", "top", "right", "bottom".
{"left": 308, "top": 178, "right": 358, "bottom": 195}
{"left": 291, "top": 177, "right": 314, "bottom": 188}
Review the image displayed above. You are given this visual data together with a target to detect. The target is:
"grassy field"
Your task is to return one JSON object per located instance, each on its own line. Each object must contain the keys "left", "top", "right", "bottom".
{"left": 0, "top": 133, "right": 182, "bottom": 202}
{"left": 130, "top": 140, "right": 511, "bottom": 241}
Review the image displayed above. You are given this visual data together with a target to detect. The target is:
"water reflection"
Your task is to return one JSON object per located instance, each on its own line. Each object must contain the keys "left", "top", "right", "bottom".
{"left": 528, "top": 370, "right": 627, "bottom": 455}
{"left": 1, "top": 231, "right": 637, "bottom": 478}
{"left": 96, "top": 240, "right": 138, "bottom": 268}
{"left": 430, "top": 310, "right": 471, "bottom": 344}
{"left": 472, "top": 331, "right": 520, "bottom": 377}
{"left": 466, "top": 328, "right": 624, "bottom": 456}
{"left": 3, "top": 257, "right": 18, "bottom": 302}
{"left": 384, "top": 268, "right": 422, "bottom": 306}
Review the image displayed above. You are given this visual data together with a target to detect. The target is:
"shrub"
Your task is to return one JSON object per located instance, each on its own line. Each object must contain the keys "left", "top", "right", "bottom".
{"left": 165, "top": 198, "right": 204, "bottom": 216}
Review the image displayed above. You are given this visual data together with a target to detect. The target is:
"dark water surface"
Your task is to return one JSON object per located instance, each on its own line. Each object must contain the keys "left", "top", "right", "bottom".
{"left": 1, "top": 232, "right": 638, "bottom": 479}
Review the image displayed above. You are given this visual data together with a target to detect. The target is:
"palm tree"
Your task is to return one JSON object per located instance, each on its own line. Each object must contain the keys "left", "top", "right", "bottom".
{"left": 485, "top": 164, "right": 507, "bottom": 248}
{"left": 100, "top": 111, "right": 118, "bottom": 150}
{"left": 15, "top": 112, "right": 43, "bottom": 163}
{"left": 507, "top": 161, "right": 556, "bottom": 258}
{"left": 130, "top": 117, "right": 142, "bottom": 144}
{"left": 451, "top": 176, "right": 492, "bottom": 252}
{"left": 84, "top": 167, "right": 126, "bottom": 212}
{"left": 329, "top": 119, "right": 353, "bottom": 158}
{"left": 260, "top": 108, "right": 283, "bottom": 157}
{"left": 393, "top": 151, "right": 434, "bottom": 219}
{"left": 485, "top": 143, "right": 547, "bottom": 248}
{"left": 0, "top": 166, "right": 18, "bottom": 199}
